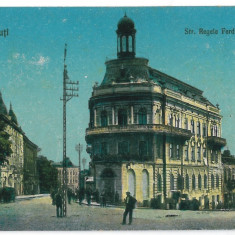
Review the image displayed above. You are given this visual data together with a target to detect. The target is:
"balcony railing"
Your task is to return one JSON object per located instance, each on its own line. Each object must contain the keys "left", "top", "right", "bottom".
{"left": 91, "top": 154, "right": 154, "bottom": 163}
{"left": 207, "top": 136, "right": 226, "bottom": 147}
{"left": 86, "top": 124, "right": 192, "bottom": 140}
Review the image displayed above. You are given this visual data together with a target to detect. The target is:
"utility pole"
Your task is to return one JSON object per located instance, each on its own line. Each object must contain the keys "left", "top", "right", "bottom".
{"left": 75, "top": 143, "right": 83, "bottom": 188}
{"left": 61, "top": 43, "right": 79, "bottom": 217}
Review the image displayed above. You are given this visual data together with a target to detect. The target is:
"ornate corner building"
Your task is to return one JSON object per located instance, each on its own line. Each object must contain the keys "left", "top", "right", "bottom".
{"left": 85, "top": 15, "right": 226, "bottom": 208}
{"left": 0, "top": 92, "right": 39, "bottom": 195}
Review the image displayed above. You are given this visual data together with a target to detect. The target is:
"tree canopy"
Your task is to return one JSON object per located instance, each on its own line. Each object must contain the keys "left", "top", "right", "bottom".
{"left": 36, "top": 155, "right": 58, "bottom": 193}
{"left": 0, "top": 119, "right": 12, "bottom": 165}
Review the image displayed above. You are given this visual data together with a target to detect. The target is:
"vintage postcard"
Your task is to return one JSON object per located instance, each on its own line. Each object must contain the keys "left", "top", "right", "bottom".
{"left": 0, "top": 5, "right": 235, "bottom": 231}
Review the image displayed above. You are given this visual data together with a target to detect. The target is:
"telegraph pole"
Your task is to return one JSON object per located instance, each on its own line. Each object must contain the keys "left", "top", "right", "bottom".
{"left": 61, "top": 43, "right": 79, "bottom": 217}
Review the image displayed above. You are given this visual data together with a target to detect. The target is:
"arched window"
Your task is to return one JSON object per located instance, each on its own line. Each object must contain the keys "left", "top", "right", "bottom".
{"left": 198, "top": 174, "right": 202, "bottom": 189}
{"left": 117, "top": 36, "right": 120, "bottom": 53}
{"left": 170, "top": 174, "right": 174, "bottom": 191}
{"left": 204, "top": 174, "right": 208, "bottom": 189}
{"left": 169, "top": 114, "right": 173, "bottom": 126}
{"left": 128, "top": 169, "right": 136, "bottom": 197}
{"left": 118, "top": 109, "right": 127, "bottom": 126}
{"left": 177, "top": 174, "right": 184, "bottom": 190}
{"left": 101, "top": 110, "right": 108, "bottom": 127}
{"left": 142, "top": 170, "right": 149, "bottom": 200}
{"left": 138, "top": 108, "right": 147, "bottom": 124}
{"left": 128, "top": 36, "right": 132, "bottom": 52}
{"left": 216, "top": 174, "right": 219, "bottom": 188}
{"left": 192, "top": 174, "right": 196, "bottom": 190}
{"left": 122, "top": 36, "right": 126, "bottom": 52}
{"left": 211, "top": 174, "right": 214, "bottom": 189}
{"left": 157, "top": 174, "right": 162, "bottom": 192}
{"left": 186, "top": 174, "right": 190, "bottom": 190}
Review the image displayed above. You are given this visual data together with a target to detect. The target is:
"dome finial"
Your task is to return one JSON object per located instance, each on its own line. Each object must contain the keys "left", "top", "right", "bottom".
{"left": 124, "top": 11, "right": 127, "bottom": 17}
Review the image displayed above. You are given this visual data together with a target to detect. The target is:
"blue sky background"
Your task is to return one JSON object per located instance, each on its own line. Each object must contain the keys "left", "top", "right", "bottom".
{"left": 0, "top": 7, "right": 235, "bottom": 168}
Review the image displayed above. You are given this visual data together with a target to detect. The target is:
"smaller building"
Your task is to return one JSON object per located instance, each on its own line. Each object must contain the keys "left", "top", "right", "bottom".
{"left": 52, "top": 157, "right": 79, "bottom": 192}
{"left": 222, "top": 150, "right": 235, "bottom": 208}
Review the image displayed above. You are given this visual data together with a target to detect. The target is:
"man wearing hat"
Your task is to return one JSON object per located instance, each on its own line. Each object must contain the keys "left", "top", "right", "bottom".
{"left": 122, "top": 192, "right": 137, "bottom": 225}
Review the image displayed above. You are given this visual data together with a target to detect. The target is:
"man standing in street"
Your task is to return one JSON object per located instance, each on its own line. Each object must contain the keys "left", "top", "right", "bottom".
{"left": 55, "top": 191, "right": 62, "bottom": 217}
{"left": 122, "top": 192, "right": 137, "bottom": 225}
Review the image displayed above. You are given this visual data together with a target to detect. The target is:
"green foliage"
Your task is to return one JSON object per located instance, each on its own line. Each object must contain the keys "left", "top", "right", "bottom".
{"left": 0, "top": 187, "right": 15, "bottom": 203}
{"left": 222, "top": 150, "right": 235, "bottom": 164}
{"left": 227, "top": 179, "right": 235, "bottom": 192}
{"left": 0, "top": 119, "right": 12, "bottom": 165}
{"left": 36, "top": 155, "right": 58, "bottom": 193}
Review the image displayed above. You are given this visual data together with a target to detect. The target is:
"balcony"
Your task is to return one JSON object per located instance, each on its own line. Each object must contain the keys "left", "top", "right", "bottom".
{"left": 91, "top": 154, "right": 154, "bottom": 163}
{"left": 207, "top": 136, "right": 226, "bottom": 148}
{"left": 86, "top": 124, "right": 192, "bottom": 140}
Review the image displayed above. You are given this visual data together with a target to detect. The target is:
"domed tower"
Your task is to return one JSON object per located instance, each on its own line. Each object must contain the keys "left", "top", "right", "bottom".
{"left": 116, "top": 13, "right": 136, "bottom": 59}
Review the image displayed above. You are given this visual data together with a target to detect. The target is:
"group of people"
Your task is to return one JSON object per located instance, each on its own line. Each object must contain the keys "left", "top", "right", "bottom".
{"left": 51, "top": 188, "right": 137, "bottom": 225}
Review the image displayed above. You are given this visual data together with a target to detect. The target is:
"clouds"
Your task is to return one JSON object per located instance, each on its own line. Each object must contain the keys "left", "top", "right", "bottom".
{"left": 9, "top": 53, "right": 50, "bottom": 66}
{"left": 30, "top": 55, "right": 50, "bottom": 66}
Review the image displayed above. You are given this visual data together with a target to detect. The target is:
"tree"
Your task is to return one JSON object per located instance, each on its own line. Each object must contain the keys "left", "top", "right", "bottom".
{"left": 0, "top": 119, "right": 12, "bottom": 165}
{"left": 36, "top": 155, "right": 58, "bottom": 193}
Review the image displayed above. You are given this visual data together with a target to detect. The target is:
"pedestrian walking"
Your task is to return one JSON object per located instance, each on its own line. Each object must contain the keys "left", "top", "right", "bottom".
{"left": 122, "top": 192, "right": 137, "bottom": 225}
{"left": 86, "top": 187, "right": 92, "bottom": 206}
{"left": 55, "top": 191, "right": 62, "bottom": 218}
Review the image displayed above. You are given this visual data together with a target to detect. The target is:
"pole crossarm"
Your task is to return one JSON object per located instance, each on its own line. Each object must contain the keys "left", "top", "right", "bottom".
{"left": 60, "top": 43, "right": 79, "bottom": 217}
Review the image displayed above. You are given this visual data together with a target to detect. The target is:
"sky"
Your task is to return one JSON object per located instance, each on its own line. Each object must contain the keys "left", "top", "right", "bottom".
{"left": 0, "top": 7, "right": 235, "bottom": 168}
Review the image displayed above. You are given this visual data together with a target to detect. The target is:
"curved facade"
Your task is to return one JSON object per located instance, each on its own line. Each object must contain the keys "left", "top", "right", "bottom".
{"left": 86, "top": 15, "right": 226, "bottom": 208}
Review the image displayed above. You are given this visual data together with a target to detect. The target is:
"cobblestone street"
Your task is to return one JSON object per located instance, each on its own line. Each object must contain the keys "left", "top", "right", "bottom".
{"left": 1, "top": 196, "right": 235, "bottom": 230}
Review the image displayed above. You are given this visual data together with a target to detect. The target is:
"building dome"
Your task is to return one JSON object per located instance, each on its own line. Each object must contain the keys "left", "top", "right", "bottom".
{"left": 117, "top": 14, "right": 135, "bottom": 34}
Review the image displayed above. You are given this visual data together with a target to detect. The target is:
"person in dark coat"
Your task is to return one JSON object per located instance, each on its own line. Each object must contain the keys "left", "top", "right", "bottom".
{"left": 86, "top": 187, "right": 92, "bottom": 206}
{"left": 122, "top": 192, "right": 137, "bottom": 225}
{"left": 55, "top": 192, "right": 63, "bottom": 217}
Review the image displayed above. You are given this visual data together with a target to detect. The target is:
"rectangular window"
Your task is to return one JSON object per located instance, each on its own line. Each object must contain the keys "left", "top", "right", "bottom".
{"left": 197, "top": 146, "right": 201, "bottom": 161}
{"left": 176, "top": 145, "right": 180, "bottom": 159}
{"left": 203, "top": 124, "right": 207, "bottom": 137}
{"left": 197, "top": 121, "right": 201, "bottom": 136}
{"left": 191, "top": 120, "right": 195, "bottom": 134}
{"left": 191, "top": 146, "right": 195, "bottom": 161}
{"left": 169, "top": 144, "right": 173, "bottom": 158}
{"left": 185, "top": 118, "right": 188, "bottom": 130}
{"left": 185, "top": 146, "right": 189, "bottom": 161}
